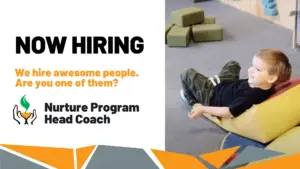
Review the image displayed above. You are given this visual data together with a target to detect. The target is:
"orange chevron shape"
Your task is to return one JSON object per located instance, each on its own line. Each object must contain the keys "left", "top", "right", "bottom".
{"left": 152, "top": 149, "right": 208, "bottom": 169}
{"left": 199, "top": 146, "right": 240, "bottom": 168}
{"left": 237, "top": 153, "right": 300, "bottom": 169}
{"left": 76, "top": 145, "right": 97, "bottom": 169}
{"left": 0, "top": 144, "right": 74, "bottom": 169}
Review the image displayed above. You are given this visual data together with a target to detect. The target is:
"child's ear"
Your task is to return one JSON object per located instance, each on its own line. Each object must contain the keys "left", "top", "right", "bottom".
{"left": 268, "top": 75, "right": 278, "bottom": 84}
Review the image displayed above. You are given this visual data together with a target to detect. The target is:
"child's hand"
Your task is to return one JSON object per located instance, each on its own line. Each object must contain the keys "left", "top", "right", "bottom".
{"left": 189, "top": 104, "right": 204, "bottom": 119}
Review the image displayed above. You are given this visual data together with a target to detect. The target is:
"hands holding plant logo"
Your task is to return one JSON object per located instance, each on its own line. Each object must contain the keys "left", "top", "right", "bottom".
{"left": 13, "top": 95, "right": 37, "bottom": 125}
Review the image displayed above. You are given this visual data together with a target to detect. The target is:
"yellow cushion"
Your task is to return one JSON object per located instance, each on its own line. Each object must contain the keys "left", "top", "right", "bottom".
{"left": 203, "top": 84, "right": 300, "bottom": 143}
{"left": 266, "top": 127, "right": 300, "bottom": 154}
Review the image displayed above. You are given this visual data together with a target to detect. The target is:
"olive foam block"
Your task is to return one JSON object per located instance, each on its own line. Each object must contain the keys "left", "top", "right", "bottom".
{"left": 203, "top": 17, "right": 216, "bottom": 24}
{"left": 171, "top": 7, "right": 204, "bottom": 27}
{"left": 165, "top": 24, "right": 173, "bottom": 44}
{"left": 167, "top": 25, "right": 192, "bottom": 47}
{"left": 192, "top": 24, "right": 223, "bottom": 42}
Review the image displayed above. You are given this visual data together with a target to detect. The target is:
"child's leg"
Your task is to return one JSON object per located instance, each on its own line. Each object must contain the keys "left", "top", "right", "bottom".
{"left": 213, "top": 60, "right": 241, "bottom": 84}
{"left": 180, "top": 68, "right": 214, "bottom": 106}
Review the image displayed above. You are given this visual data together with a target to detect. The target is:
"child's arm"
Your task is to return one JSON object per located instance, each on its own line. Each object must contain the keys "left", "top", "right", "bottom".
{"left": 189, "top": 104, "right": 234, "bottom": 119}
{"left": 202, "top": 106, "right": 234, "bottom": 118}
{"left": 189, "top": 89, "right": 269, "bottom": 119}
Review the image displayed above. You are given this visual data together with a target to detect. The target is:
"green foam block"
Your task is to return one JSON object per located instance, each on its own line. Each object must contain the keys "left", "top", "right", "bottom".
{"left": 192, "top": 24, "right": 223, "bottom": 42}
{"left": 167, "top": 25, "right": 192, "bottom": 47}
{"left": 165, "top": 24, "right": 173, "bottom": 44}
{"left": 203, "top": 17, "right": 216, "bottom": 24}
{"left": 171, "top": 7, "right": 204, "bottom": 27}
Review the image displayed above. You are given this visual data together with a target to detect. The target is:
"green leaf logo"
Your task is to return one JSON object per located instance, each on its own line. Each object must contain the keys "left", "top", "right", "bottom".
{"left": 20, "top": 94, "right": 30, "bottom": 114}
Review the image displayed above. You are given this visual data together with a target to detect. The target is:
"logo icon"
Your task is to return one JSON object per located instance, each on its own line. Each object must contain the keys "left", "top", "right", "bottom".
{"left": 13, "top": 94, "right": 37, "bottom": 125}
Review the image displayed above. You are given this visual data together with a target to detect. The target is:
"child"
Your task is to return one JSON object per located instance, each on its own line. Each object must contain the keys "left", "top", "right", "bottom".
{"left": 180, "top": 49, "right": 292, "bottom": 119}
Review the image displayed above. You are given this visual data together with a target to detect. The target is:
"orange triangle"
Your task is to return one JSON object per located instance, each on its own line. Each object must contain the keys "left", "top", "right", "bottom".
{"left": 199, "top": 146, "right": 240, "bottom": 168}
{"left": 0, "top": 144, "right": 74, "bottom": 169}
{"left": 76, "top": 145, "right": 96, "bottom": 169}
{"left": 152, "top": 149, "right": 208, "bottom": 169}
{"left": 237, "top": 153, "right": 300, "bottom": 169}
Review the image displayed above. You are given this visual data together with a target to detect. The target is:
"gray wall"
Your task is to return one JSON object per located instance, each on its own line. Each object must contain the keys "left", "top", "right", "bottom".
{"left": 297, "top": 0, "right": 300, "bottom": 46}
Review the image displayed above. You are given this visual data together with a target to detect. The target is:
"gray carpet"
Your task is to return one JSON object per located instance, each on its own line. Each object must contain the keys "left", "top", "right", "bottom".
{"left": 165, "top": 0, "right": 300, "bottom": 156}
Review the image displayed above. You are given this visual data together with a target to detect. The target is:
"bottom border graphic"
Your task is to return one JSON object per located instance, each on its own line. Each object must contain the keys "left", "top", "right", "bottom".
{"left": 0, "top": 144, "right": 299, "bottom": 169}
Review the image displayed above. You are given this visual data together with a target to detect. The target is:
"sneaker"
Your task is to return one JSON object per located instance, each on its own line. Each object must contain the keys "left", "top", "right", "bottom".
{"left": 180, "top": 89, "right": 196, "bottom": 106}
{"left": 180, "top": 89, "right": 188, "bottom": 105}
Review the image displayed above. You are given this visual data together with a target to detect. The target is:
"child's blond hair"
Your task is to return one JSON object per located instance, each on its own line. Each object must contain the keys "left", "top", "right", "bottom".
{"left": 255, "top": 49, "right": 292, "bottom": 85}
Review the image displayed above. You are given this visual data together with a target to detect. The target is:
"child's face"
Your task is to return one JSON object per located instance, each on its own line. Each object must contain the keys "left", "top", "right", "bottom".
{"left": 248, "top": 56, "right": 278, "bottom": 88}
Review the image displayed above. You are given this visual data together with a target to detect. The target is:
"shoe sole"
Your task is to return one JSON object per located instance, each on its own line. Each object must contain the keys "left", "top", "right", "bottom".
{"left": 180, "top": 89, "right": 189, "bottom": 105}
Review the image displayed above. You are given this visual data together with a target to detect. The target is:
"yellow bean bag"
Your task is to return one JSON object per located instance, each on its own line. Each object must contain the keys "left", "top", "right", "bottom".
{"left": 266, "top": 126, "right": 300, "bottom": 154}
{"left": 203, "top": 78, "right": 300, "bottom": 143}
